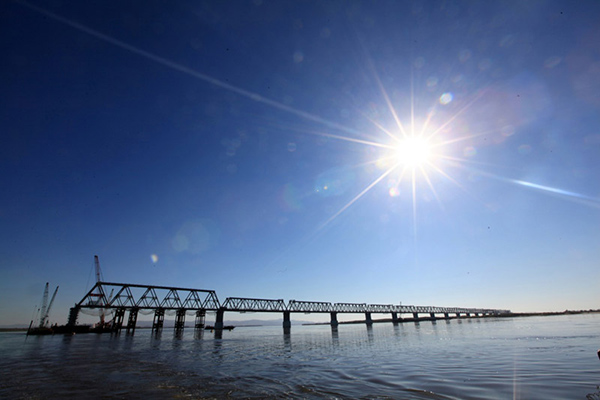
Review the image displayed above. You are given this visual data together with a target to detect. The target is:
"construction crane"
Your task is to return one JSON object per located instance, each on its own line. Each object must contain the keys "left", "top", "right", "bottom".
{"left": 94, "top": 255, "right": 104, "bottom": 283}
{"left": 91, "top": 255, "right": 108, "bottom": 327}
{"left": 40, "top": 283, "right": 59, "bottom": 328}
{"left": 27, "top": 282, "right": 59, "bottom": 335}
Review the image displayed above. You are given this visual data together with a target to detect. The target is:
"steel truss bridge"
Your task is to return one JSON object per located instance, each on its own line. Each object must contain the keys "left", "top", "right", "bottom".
{"left": 68, "top": 282, "right": 511, "bottom": 333}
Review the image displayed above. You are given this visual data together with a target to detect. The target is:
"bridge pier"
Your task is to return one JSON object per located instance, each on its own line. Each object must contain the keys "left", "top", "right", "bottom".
{"left": 67, "top": 306, "right": 80, "bottom": 328}
{"left": 126, "top": 308, "right": 138, "bottom": 334}
{"left": 195, "top": 309, "right": 206, "bottom": 329}
{"left": 152, "top": 308, "right": 165, "bottom": 332}
{"left": 444, "top": 312, "right": 450, "bottom": 319}
{"left": 429, "top": 312, "right": 436, "bottom": 321}
{"left": 174, "top": 309, "right": 186, "bottom": 332}
{"left": 391, "top": 312, "right": 399, "bottom": 323}
{"left": 365, "top": 312, "right": 373, "bottom": 325}
{"left": 113, "top": 308, "right": 125, "bottom": 332}
{"left": 215, "top": 308, "right": 225, "bottom": 330}
{"left": 412, "top": 312, "right": 419, "bottom": 320}
{"left": 283, "top": 311, "right": 291, "bottom": 329}
{"left": 330, "top": 312, "right": 338, "bottom": 326}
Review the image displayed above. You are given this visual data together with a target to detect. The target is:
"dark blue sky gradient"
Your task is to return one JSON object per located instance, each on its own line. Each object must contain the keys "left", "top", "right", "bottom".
{"left": 1, "top": 0, "right": 599, "bottom": 325}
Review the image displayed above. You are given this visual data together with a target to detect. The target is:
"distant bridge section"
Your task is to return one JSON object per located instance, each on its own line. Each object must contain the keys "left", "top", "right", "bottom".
{"left": 334, "top": 303, "right": 367, "bottom": 313}
{"left": 67, "top": 281, "right": 510, "bottom": 334}
{"left": 288, "top": 300, "right": 333, "bottom": 313}
{"left": 222, "top": 297, "right": 286, "bottom": 312}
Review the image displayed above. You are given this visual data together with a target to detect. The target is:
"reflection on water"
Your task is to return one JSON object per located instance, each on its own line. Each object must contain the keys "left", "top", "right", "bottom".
{"left": 1, "top": 314, "right": 599, "bottom": 399}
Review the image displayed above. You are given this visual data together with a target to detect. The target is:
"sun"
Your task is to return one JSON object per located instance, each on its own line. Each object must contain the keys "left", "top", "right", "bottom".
{"left": 393, "top": 136, "right": 432, "bottom": 168}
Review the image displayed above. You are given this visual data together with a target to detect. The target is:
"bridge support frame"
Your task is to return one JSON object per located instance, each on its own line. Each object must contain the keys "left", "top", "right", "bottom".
{"left": 152, "top": 308, "right": 165, "bottom": 332}
{"left": 430, "top": 312, "right": 436, "bottom": 320}
{"left": 67, "top": 306, "right": 80, "bottom": 328}
{"left": 126, "top": 308, "right": 138, "bottom": 334}
{"left": 365, "top": 312, "right": 373, "bottom": 325}
{"left": 413, "top": 312, "right": 419, "bottom": 320}
{"left": 195, "top": 309, "right": 206, "bottom": 329}
{"left": 174, "top": 309, "right": 186, "bottom": 332}
{"left": 113, "top": 308, "right": 125, "bottom": 332}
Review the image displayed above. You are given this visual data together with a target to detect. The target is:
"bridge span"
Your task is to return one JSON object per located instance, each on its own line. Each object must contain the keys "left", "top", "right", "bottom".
{"left": 68, "top": 282, "right": 511, "bottom": 333}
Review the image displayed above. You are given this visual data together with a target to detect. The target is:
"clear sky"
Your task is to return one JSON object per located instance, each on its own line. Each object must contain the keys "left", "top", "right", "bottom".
{"left": 1, "top": 0, "right": 599, "bottom": 327}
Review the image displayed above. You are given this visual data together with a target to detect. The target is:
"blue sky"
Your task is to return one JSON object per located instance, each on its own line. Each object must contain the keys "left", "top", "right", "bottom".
{"left": 1, "top": 0, "right": 599, "bottom": 326}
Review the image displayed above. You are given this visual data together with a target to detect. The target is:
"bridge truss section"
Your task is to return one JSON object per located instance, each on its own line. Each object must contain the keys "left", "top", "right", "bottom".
{"left": 77, "top": 282, "right": 221, "bottom": 311}
{"left": 288, "top": 300, "right": 334, "bottom": 313}
{"left": 222, "top": 297, "right": 287, "bottom": 312}
{"left": 333, "top": 303, "right": 367, "bottom": 313}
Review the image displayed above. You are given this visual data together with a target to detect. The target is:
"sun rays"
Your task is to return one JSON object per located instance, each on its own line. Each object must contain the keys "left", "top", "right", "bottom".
{"left": 310, "top": 90, "right": 478, "bottom": 234}
{"left": 20, "top": 0, "right": 599, "bottom": 241}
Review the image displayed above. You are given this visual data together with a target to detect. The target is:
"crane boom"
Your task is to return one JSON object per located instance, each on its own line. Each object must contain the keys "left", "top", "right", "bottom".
{"left": 41, "top": 285, "right": 59, "bottom": 327}
{"left": 94, "top": 255, "right": 106, "bottom": 325}
{"left": 38, "top": 283, "right": 49, "bottom": 328}
{"left": 94, "top": 255, "right": 103, "bottom": 283}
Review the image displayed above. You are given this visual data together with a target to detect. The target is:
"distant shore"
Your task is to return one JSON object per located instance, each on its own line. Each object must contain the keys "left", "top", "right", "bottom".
{"left": 496, "top": 309, "right": 600, "bottom": 318}
{"left": 302, "top": 309, "right": 600, "bottom": 326}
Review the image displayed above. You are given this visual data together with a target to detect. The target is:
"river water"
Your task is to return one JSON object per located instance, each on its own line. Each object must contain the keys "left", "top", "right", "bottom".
{"left": 1, "top": 313, "right": 599, "bottom": 399}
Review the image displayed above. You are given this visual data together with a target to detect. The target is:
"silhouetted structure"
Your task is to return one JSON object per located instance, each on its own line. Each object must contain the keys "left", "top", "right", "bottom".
{"left": 64, "top": 281, "right": 510, "bottom": 335}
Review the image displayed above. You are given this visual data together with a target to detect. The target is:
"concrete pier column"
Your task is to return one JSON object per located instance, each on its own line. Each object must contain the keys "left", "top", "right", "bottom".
{"left": 444, "top": 313, "right": 449, "bottom": 319}
{"left": 330, "top": 312, "right": 338, "bottom": 326}
{"left": 429, "top": 312, "right": 436, "bottom": 320}
{"left": 391, "top": 312, "right": 399, "bottom": 323}
{"left": 412, "top": 312, "right": 419, "bottom": 320}
{"left": 174, "top": 309, "right": 186, "bottom": 332}
{"left": 152, "top": 308, "right": 164, "bottom": 332}
{"left": 126, "top": 308, "right": 139, "bottom": 334}
{"left": 365, "top": 312, "right": 373, "bottom": 325}
{"left": 195, "top": 309, "right": 206, "bottom": 329}
{"left": 466, "top": 313, "right": 471, "bottom": 317}
{"left": 283, "top": 311, "right": 291, "bottom": 329}
{"left": 215, "top": 308, "right": 225, "bottom": 330}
